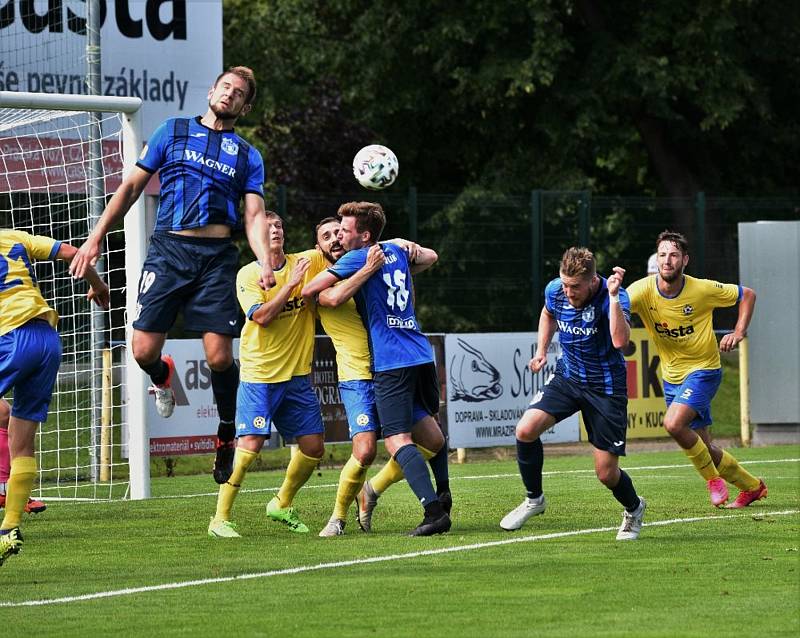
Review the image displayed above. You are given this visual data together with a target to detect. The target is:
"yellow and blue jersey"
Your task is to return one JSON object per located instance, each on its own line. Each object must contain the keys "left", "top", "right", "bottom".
{"left": 236, "top": 249, "right": 327, "bottom": 383}
{"left": 137, "top": 116, "right": 265, "bottom": 231}
{"left": 318, "top": 295, "right": 372, "bottom": 382}
{"left": 0, "top": 230, "right": 61, "bottom": 336}
{"left": 627, "top": 274, "right": 741, "bottom": 384}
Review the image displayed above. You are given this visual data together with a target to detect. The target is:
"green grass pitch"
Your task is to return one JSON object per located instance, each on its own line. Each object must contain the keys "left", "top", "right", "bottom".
{"left": 2, "top": 444, "right": 798, "bottom": 637}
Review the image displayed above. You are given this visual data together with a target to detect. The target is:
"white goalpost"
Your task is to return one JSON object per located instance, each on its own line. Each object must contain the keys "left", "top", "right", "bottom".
{"left": 0, "top": 91, "right": 150, "bottom": 501}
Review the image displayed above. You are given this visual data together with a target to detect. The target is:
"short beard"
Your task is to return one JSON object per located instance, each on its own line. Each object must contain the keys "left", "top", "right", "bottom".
{"left": 659, "top": 267, "right": 683, "bottom": 283}
{"left": 321, "top": 248, "right": 336, "bottom": 264}
{"left": 209, "top": 102, "right": 242, "bottom": 122}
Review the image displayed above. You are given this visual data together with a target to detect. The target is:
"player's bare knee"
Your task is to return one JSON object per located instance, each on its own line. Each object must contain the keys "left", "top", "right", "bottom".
{"left": 206, "top": 352, "right": 234, "bottom": 372}
{"left": 0, "top": 398, "right": 10, "bottom": 428}
{"left": 662, "top": 415, "right": 685, "bottom": 438}
{"left": 515, "top": 421, "right": 537, "bottom": 442}
{"left": 352, "top": 436, "right": 377, "bottom": 466}
{"left": 299, "top": 436, "right": 324, "bottom": 459}
{"left": 412, "top": 419, "right": 444, "bottom": 452}
{"left": 595, "top": 465, "right": 619, "bottom": 487}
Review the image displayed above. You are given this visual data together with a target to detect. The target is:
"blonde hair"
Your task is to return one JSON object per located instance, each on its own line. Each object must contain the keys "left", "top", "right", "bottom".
{"left": 337, "top": 201, "right": 386, "bottom": 242}
{"left": 559, "top": 247, "right": 595, "bottom": 279}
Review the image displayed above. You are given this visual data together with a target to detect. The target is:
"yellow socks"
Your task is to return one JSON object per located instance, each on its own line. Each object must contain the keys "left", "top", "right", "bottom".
{"left": 1, "top": 456, "right": 36, "bottom": 530}
{"left": 370, "top": 444, "right": 435, "bottom": 495}
{"left": 717, "top": 449, "right": 761, "bottom": 492}
{"left": 332, "top": 455, "right": 368, "bottom": 520}
{"left": 684, "top": 438, "right": 721, "bottom": 481}
{"left": 214, "top": 448, "right": 257, "bottom": 522}
{"left": 276, "top": 449, "right": 321, "bottom": 508}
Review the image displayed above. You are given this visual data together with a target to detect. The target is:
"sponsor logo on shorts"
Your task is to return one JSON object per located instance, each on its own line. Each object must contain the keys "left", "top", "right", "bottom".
{"left": 356, "top": 413, "right": 370, "bottom": 426}
{"left": 253, "top": 416, "right": 266, "bottom": 429}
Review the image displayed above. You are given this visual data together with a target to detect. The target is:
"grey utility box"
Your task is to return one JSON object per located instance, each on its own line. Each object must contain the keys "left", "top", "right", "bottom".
{"left": 738, "top": 220, "right": 800, "bottom": 445}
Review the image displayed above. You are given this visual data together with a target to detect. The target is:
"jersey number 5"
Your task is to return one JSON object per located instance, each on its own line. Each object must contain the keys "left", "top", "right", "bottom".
{"left": 382, "top": 269, "right": 409, "bottom": 311}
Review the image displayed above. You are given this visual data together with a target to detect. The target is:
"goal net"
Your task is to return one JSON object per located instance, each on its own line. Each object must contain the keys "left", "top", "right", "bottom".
{"left": 0, "top": 92, "right": 148, "bottom": 501}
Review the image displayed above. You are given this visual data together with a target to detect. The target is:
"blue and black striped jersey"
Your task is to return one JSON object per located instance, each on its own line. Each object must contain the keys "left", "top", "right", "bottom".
{"left": 137, "top": 116, "right": 264, "bottom": 231}
{"left": 328, "top": 243, "right": 433, "bottom": 373}
{"left": 545, "top": 276, "right": 630, "bottom": 395}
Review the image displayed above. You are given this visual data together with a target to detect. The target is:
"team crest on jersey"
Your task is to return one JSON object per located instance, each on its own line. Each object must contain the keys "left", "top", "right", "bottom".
{"left": 582, "top": 306, "right": 595, "bottom": 323}
{"left": 683, "top": 304, "right": 694, "bottom": 315}
{"left": 221, "top": 137, "right": 239, "bottom": 156}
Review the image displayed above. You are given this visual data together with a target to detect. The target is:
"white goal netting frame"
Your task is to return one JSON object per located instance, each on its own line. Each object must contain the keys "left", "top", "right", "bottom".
{"left": 0, "top": 91, "right": 150, "bottom": 501}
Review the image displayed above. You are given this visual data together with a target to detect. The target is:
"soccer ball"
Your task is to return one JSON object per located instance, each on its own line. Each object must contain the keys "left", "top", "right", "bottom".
{"left": 352, "top": 145, "right": 399, "bottom": 190}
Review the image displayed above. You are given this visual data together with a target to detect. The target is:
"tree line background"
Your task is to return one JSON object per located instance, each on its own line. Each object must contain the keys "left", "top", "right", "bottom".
{"left": 221, "top": 0, "right": 799, "bottom": 332}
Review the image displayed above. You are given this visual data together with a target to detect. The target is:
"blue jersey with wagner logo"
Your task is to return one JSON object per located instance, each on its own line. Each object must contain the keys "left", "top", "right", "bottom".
{"left": 328, "top": 243, "right": 433, "bottom": 372}
{"left": 544, "top": 276, "right": 630, "bottom": 395}
{"left": 137, "top": 116, "right": 264, "bottom": 231}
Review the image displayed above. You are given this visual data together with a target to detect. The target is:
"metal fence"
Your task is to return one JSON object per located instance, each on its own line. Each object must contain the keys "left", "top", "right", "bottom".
{"left": 273, "top": 186, "right": 800, "bottom": 333}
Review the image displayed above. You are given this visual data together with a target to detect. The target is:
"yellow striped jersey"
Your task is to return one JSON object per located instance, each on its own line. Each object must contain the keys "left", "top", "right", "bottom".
{"left": 627, "top": 274, "right": 741, "bottom": 384}
{"left": 318, "top": 294, "right": 372, "bottom": 382}
{"left": 0, "top": 230, "right": 61, "bottom": 336}
{"left": 236, "top": 249, "right": 327, "bottom": 383}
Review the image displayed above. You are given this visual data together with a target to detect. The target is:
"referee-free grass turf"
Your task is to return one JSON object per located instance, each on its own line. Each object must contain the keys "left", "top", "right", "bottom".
{"left": 2, "top": 445, "right": 798, "bottom": 637}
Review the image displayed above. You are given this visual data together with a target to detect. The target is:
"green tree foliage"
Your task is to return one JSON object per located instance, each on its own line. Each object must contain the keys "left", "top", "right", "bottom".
{"left": 225, "top": 0, "right": 799, "bottom": 199}
{"left": 223, "top": 0, "right": 799, "bottom": 331}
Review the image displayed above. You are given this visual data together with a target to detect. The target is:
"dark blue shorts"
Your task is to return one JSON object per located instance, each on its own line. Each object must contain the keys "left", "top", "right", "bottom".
{"left": 236, "top": 376, "right": 324, "bottom": 440}
{"left": 132, "top": 232, "right": 240, "bottom": 335}
{"left": 663, "top": 368, "right": 723, "bottom": 429}
{"left": 529, "top": 373, "right": 628, "bottom": 455}
{"left": 373, "top": 362, "right": 439, "bottom": 438}
{"left": 0, "top": 319, "right": 62, "bottom": 422}
{"left": 339, "top": 379, "right": 430, "bottom": 440}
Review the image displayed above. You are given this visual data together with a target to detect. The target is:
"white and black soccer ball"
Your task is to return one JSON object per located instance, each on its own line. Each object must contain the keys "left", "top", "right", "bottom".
{"left": 352, "top": 144, "right": 399, "bottom": 190}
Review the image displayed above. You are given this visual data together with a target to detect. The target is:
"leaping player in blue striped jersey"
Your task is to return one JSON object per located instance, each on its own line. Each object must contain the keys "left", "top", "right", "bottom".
{"left": 1, "top": 229, "right": 109, "bottom": 566}
{"left": 500, "top": 247, "right": 647, "bottom": 540}
{"left": 70, "top": 67, "right": 275, "bottom": 485}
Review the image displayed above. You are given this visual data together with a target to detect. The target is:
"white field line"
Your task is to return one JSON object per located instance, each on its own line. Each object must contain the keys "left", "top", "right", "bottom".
{"left": 3, "top": 509, "right": 798, "bottom": 608}
{"left": 42, "top": 457, "right": 800, "bottom": 503}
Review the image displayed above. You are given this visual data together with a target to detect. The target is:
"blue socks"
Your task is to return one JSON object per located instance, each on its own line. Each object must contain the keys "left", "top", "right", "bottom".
{"left": 611, "top": 469, "right": 640, "bottom": 511}
{"left": 428, "top": 445, "right": 450, "bottom": 495}
{"left": 211, "top": 362, "right": 239, "bottom": 435}
{"left": 394, "top": 444, "right": 438, "bottom": 508}
{"left": 516, "top": 438, "right": 544, "bottom": 499}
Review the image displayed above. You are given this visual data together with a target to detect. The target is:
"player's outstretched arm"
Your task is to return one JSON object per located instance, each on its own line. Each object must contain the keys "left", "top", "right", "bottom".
{"left": 607, "top": 266, "right": 630, "bottom": 349}
{"left": 70, "top": 166, "right": 152, "bottom": 279}
{"left": 720, "top": 286, "right": 756, "bottom": 352}
{"left": 250, "top": 258, "right": 309, "bottom": 327}
{"left": 529, "top": 307, "right": 557, "bottom": 373}
{"left": 317, "top": 244, "right": 385, "bottom": 308}
{"left": 243, "top": 194, "right": 275, "bottom": 289}
{"left": 385, "top": 238, "right": 438, "bottom": 274}
{"left": 57, "top": 243, "right": 110, "bottom": 309}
